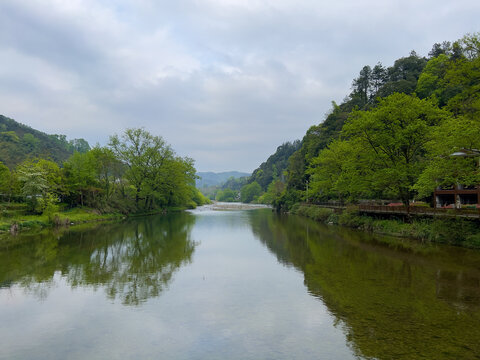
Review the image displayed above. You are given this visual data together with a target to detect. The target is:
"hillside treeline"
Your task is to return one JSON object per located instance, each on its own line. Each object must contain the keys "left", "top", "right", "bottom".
{"left": 0, "top": 128, "right": 208, "bottom": 215}
{"left": 0, "top": 115, "right": 90, "bottom": 167}
{"left": 245, "top": 33, "right": 480, "bottom": 209}
{"left": 214, "top": 140, "right": 300, "bottom": 203}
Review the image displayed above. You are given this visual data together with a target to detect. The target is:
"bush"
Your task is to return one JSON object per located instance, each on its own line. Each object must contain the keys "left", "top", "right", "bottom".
{"left": 428, "top": 218, "right": 478, "bottom": 245}
{"left": 40, "top": 193, "right": 60, "bottom": 224}
{"left": 465, "top": 233, "right": 480, "bottom": 248}
{"left": 186, "top": 200, "right": 197, "bottom": 209}
{"left": 337, "top": 207, "right": 366, "bottom": 228}
{"left": 296, "top": 205, "right": 333, "bottom": 222}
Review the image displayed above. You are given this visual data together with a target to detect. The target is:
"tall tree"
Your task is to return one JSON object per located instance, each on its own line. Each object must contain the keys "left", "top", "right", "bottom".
{"left": 428, "top": 41, "right": 451, "bottom": 58}
{"left": 341, "top": 93, "right": 450, "bottom": 205}
{"left": 0, "top": 162, "right": 13, "bottom": 201}
{"left": 109, "top": 128, "right": 173, "bottom": 208}
{"left": 352, "top": 65, "right": 372, "bottom": 106}
{"left": 415, "top": 115, "right": 480, "bottom": 198}
{"left": 90, "top": 147, "right": 123, "bottom": 201}
{"left": 16, "top": 160, "right": 49, "bottom": 212}
{"left": 371, "top": 63, "right": 388, "bottom": 95}
{"left": 63, "top": 152, "right": 98, "bottom": 207}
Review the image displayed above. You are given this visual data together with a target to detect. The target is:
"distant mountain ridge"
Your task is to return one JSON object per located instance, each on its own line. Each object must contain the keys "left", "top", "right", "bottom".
{"left": 0, "top": 114, "right": 90, "bottom": 168}
{"left": 196, "top": 171, "right": 250, "bottom": 188}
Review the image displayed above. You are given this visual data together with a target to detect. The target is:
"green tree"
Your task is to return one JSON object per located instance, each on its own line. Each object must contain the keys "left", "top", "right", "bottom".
{"left": 0, "top": 162, "right": 13, "bottom": 201}
{"left": 90, "top": 147, "right": 123, "bottom": 201}
{"left": 416, "top": 54, "right": 449, "bottom": 100}
{"left": 109, "top": 128, "right": 173, "bottom": 208}
{"left": 428, "top": 41, "right": 451, "bottom": 58}
{"left": 377, "top": 52, "right": 427, "bottom": 98}
{"left": 309, "top": 138, "right": 376, "bottom": 202}
{"left": 240, "top": 182, "right": 262, "bottom": 203}
{"left": 69, "top": 138, "right": 91, "bottom": 153}
{"left": 342, "top": 93, "right": 450, "bottom": 205}
{"left": 258, "top": 179, "right": 285, "bottom": 205}
{"left": 216, "top": 188, "right": 238, "bottom": 202}
{"left": 109, "top": 128, "right": 197, "bottom": 210}
{"left": 371, "top": 62, "right": 388, "bottom": 94}
{"left": 415, "top": 115, "right": 480, "bottom": 198}
{"left": 63, "top": 152, "right": 99, "bottom": 207}
{"left": 442, "top": 57, "right": 480, "bottom": 117}
{"left": 22, "top": 133, "right": 40, "bottom": 152}
{"left": 249, "top": 141, "right": 301, "bottom": 191}
{"left": 460, "top": 33, "right": 480, "bottom": 60}
{"left": 36, "top": 158, "right": 63, "bottom": 196}
{"left": 16, "top": 160, "right": 49, "bottom": 212}
{"left": 351, "top": 65, "right": 372, "bottom": 106}
{"left": 149, "top": 156, "right": 196, "bottom": 208}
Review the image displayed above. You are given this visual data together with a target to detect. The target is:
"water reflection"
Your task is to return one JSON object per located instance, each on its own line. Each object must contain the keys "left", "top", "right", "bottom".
{"left": 0, "top": 213, "right": 196, "bottom": 305}
{"left": 248, "top": 210, "right": 480, "bottom": 360}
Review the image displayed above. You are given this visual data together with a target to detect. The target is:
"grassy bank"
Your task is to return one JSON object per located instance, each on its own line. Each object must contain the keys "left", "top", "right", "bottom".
{"left": 0, "top": 203, "right": 198, "bottom": 234}
{"left": 291, "top": 203, "right": 480, "bottom": 249}
{"left": 0, "top": 206, "right": 126, "bottom": 234}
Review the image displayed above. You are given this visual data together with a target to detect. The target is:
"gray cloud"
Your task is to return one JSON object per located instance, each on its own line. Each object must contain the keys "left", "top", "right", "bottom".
{"left": 0, "top": 0, "right": 479, "bottom": 172}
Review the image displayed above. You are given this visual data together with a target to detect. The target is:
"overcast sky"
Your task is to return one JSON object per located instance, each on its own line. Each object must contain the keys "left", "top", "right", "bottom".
{"left": 0, "top": 0, "right": 479, "bottom": 172}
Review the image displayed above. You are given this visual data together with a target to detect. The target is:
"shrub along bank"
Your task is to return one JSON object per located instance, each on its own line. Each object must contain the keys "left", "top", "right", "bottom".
{"left": 292, "top": 204, "right": 480, "bottom": 249}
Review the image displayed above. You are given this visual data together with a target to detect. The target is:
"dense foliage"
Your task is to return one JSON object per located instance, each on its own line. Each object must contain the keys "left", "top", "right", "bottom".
{"left": 196, "top": 171, "right": 250, "bottom": 188}
{"left": 248, "top": 141, "right": 301, "bottom": 190}
{"left": 199, "top": 174, "right": 249, "bottom": 202}
{"left": 0, "top": 128, "right": 208, "bottom": 217}
{"left": 0, "top": 115, "right": 90, "bottom": 168}
{"left": 246, "top": 33, "right": 480, "bottom": 210}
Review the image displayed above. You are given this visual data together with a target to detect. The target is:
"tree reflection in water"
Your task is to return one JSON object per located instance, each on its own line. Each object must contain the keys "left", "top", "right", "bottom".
{"left": 248, "top": 209, "right": 480, "bottom": 360}
{"left": 0, "top": 213, "right": 196, "bottom": 305}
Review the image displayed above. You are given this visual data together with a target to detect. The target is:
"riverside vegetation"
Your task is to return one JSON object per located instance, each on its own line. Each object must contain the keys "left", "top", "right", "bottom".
{"left": 213, "top": 33, "right": 480, "bottom": 247}
{"left": 0, "top": 127, "right": 209, "bottom": 233}
{"left": 292, "top": 204, "right": 480, "bottom": 248}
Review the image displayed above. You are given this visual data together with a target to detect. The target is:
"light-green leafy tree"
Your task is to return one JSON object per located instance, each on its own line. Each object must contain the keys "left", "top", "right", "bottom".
{"left": 338, "top": 93, "right": 450, "bottom": 205}
{"left": 63, "top": 151, "right": 99, "bottom": 207}
{"left": 109, "top": 128, "right": 198, "bottom": 210}
{"left": 109, "top": 128, "right": 173, "bottom": 208}
{"left": 16, "top": 161, "right": 49, "bottom": 212}
{"left": 415, "top": 115, "right": 480, "bottom": 197}
{"left": 240, "top": 182, "right": 262, "bottom": 203}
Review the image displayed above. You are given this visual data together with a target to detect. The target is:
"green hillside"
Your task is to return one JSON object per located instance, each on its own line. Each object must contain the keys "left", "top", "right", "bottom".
{"left": 248, "top": 141, "right": 301, "bottom": 190}
{"left": 196, "top": 171, "right": 250, "bottom": 188}
{"left": 241, "top": 33, "right": 480, "bottom": 210}
{"left": 0, "top": 115, "right": 90, "bottom": 168}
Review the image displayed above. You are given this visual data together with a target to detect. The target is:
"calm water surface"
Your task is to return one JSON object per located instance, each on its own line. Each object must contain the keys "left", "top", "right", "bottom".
{"left": 1, "top": 208, "right": 480, "bottom": 359}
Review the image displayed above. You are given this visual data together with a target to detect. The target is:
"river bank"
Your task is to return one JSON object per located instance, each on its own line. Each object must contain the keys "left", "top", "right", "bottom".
{"left": 291, "top": 203, "right": 480, "bottom": 249}
{"left": 0, "top": 207, "right": 124, "bottom": 235}
{"left": 0, "top": 201, "right": 266, "bottom": 236}
{"left": 0, "top": 206, "right": 194, "bottom": 235}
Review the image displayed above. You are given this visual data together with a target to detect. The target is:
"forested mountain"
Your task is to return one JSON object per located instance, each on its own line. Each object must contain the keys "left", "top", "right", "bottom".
{"left": 248, "top": 141, "right": 301, "bottom": 190}
{"left": 0, "top": 115, "right": 90, "bottom": 168}
{"left": 202, "top": 142, "right": 302, "bottom": 203}
{"left": 243, "top": 33, "right": 480, "bottom": 209}
{"left": 196, "top": 171, "right": 250, "bottom": 201}
{"left": 196, "top": 171, "right": 250, "bottom": 188}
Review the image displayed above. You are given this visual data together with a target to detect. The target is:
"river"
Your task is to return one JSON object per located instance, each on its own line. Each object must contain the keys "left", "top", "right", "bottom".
{"left": 1, "top": 207, "right": 479, "bottom": 359}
